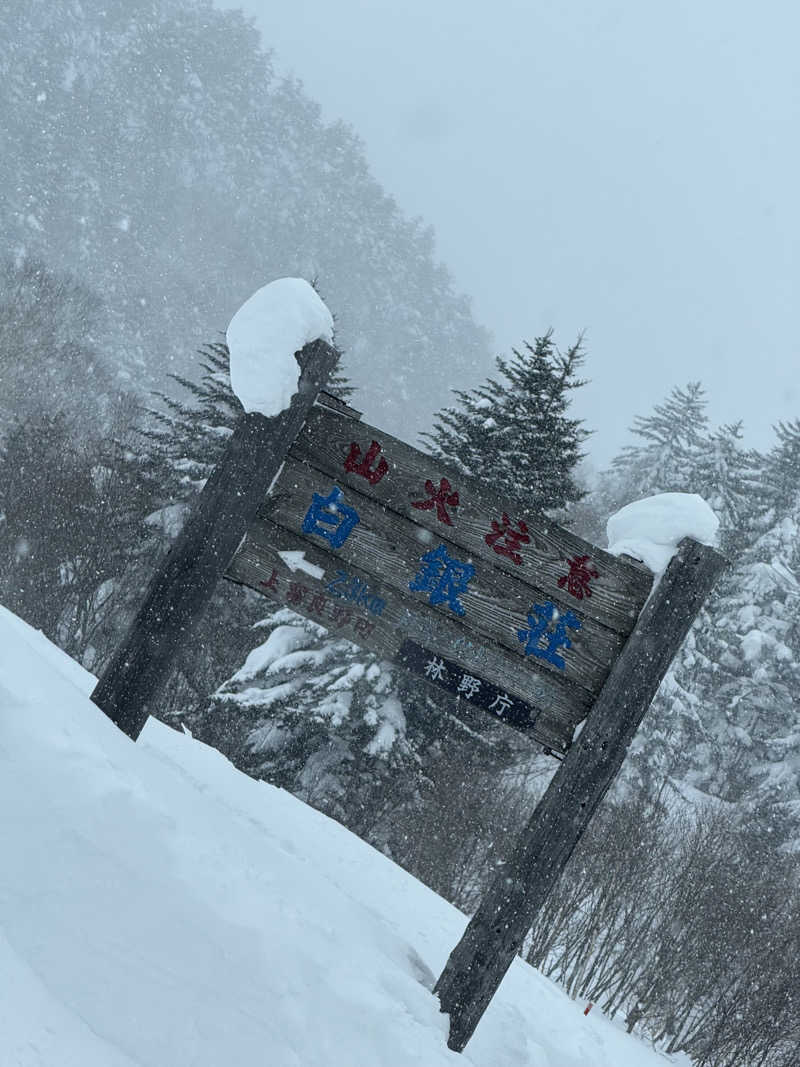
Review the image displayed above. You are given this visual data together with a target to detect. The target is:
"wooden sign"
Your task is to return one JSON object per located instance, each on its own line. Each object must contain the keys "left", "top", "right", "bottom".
{"left": 90, "top": 340, "right": 725, "bottom": 1057}
{"left": 225, "top": 393, "right": 654, "bottom": 754}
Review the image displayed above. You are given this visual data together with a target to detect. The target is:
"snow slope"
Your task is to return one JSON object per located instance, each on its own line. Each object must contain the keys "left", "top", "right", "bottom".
{"left": 0, "top": 605, "right": 684, "bottom": 1067}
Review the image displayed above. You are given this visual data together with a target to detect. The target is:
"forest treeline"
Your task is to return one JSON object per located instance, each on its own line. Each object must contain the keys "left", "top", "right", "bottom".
{"left": 2, "top": 0, "right": 800, "bottom": 1063}
{"left": 0, "top": 0, "right": 490, "bottom": 441}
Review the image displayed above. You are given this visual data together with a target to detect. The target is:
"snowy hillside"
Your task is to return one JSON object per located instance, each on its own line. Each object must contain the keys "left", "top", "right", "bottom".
{"left": 0, "top": 605, "right": 685, "bottom": 1067}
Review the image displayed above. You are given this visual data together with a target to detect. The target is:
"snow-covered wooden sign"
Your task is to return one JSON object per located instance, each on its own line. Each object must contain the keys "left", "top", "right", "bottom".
{"left": 225, "top": 392, "right": 654, "bottom": 755}
{"left": 92, "top": 279, "right": 725, "bottom": 1056}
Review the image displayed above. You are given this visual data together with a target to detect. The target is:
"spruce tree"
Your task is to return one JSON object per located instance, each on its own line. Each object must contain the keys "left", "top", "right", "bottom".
{"left": 691, "top": 422, "right": 766, "bottom": 554}
{"left": 606, "top": 394, "right": 800, "bottom": 841}
{"left": 144, "top": 341, "right": 244, "bottom": 504}
{"left": 207, "top": 609, "right": 420, "bottom": 848}
{"left": 690, "top": 490, "right": 800, "bottom": 837}
{"left": 608, "top": 381, "right": 708, "bottom": 503}
{"left": 422, "top": 332, "right": 589, "bottom": 515}
{"left": 762, "top": 419, "right": 800, "bottom": 517}
{"left": 603, "top": 385, "right": 777, "bottom": 809}
{"left": 201, "top": 605, "right": 519, "bottom": 863}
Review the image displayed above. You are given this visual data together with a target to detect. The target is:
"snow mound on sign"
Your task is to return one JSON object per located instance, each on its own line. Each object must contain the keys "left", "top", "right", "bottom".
{"left": 0, "top": 604, "right": 684, "bottom": 1067}
{"left": 226, "top": 277, "right": 334, "bottom": 416}
{"left": 607, "top": 492, "right": 719, "bottom": 575}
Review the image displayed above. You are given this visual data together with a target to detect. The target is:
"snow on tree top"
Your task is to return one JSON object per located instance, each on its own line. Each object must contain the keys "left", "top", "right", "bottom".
{"left": 606, "top": 492, "right": 720, "bottom": 576}
{"left": 226, "top": 278, "right": 334, "bottom": 417}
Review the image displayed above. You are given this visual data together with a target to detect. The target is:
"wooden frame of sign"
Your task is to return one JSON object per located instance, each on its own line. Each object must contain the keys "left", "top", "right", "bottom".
{"left": 225, "top": 392, "right": 655, "bottom": 755}
{"left": 92, "top": 349, "right": 725, "bottom": 1054}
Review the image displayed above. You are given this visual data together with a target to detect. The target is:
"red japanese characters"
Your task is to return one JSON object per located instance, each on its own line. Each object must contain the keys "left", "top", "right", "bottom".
{"left": 484, "top": 513, "right": 530, "bottom": 565}
{"left": 412, "top": 477, "right": 460, "bottom": 525}
{"left": 557, "top": 555, "right": 599, "bottom": 599}
{"left": 344, "top": 439, "right": 389, "bottom": 485}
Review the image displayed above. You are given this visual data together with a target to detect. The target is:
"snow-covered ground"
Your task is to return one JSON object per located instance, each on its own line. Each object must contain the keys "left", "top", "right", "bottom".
{"left": 0, "top": 605, "right": 686, "bottom": 1067}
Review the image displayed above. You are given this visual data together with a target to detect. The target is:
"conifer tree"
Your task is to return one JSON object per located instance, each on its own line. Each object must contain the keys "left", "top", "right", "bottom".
{"left": 207, "top": 609, "right": 420, "bottom": 847}
{"left": 144, "top": 341, "right": 244, "bottom": 506}
{"left": 422, "top": 332, "right": 589, "bottom": 514}
{"left": 762, "top": 419, "right": 800, "bottom": 517}
{"left": 604, "top": 385, "right": 776, "bottom": 808}
{"left": 201, "top": 605, "right": 519, "bottom": 860}
{"left": 606, "top": 394, "right": 800, "bottom": 841}
{"left": 688, "top": 489, "right": 800, "bottom": 835}
{"left": 145, "top": 338, "right": 353, "bottom": 504}
{"left": 609, "top": 381, "right": 708, "bottom": 503}
{"left": 691, "top": 422, "right": 766, "bottom": 554}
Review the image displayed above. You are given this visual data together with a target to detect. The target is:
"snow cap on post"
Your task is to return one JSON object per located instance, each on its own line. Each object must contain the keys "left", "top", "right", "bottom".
{"left": 226, "top": 278, "right": 334, "bottom": 417}
{"left": 606, "top": 492, "right": 720, "bottom": 576}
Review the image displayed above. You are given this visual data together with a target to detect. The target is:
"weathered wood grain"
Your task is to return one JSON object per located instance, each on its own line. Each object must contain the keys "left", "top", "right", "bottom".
{"left": 260, "top": 458, "right": 627, "bottom": 698}
{"left": 90, "top": 339, "right": 340, "bottom": 741}
{"left": 434, "top": 538, "right": 727, "bottom": 1052}
{"left": 289, "top": 405, "right": 653, "bottom": 635}
{"left": 315, "top": 391, "right": 364, "bottom": 421}
{"left": 225, "top": 518, "right": 592, "bottom": 751}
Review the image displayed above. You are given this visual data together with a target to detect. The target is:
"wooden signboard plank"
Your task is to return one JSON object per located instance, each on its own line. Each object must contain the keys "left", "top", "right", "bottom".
{"left": 225, "top": 518, "right": 591, "bottom": 752}
{"left": 260, "top": 457, "right": 627, "bottom": 698}
{"left": 289, "top": 404, "right": 653, "bottom": 637}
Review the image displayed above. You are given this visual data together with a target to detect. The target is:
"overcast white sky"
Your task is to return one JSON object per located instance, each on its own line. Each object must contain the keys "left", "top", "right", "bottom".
{"left": 226, "top": 0, "right": 798, "bottom": 466}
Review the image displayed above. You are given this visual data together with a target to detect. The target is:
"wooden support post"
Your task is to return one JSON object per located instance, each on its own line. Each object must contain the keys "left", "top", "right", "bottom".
{"left": 91, "top": 339, "right": 339, "bottom": 741}
{"left": 434, "top": 537, "right": 726, "bottom": 1052}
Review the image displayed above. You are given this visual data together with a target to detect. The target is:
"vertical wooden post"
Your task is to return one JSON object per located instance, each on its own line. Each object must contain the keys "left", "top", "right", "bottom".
{"left": 434, "top": 537, "right": 726, "bottom": 1052}
{"left": 91, "top": 338, "right": 339, "bottom": 741}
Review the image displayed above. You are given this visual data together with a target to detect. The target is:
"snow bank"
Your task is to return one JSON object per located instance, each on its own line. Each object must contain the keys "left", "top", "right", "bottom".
{"left": 0, "top": 604, "right": 684, "bottom": 1067}
{"left": 226, "top": 277, "right": 334, "bottom": 416}
{"left": 607, "top": 492, "right": 719, "bottom": 576}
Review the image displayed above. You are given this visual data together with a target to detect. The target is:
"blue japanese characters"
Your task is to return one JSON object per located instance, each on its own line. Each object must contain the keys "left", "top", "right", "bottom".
{"left": 295, "top": 451, "right": 588, "bottom": 677}
{"left": 301, "top": 485, "right": 360, "bottom": 549}
{"left": 408, "top": 543, "right": 475, "bottom": 617}
{"left": 517, "top": 601, "right": 582, "bottom": 670}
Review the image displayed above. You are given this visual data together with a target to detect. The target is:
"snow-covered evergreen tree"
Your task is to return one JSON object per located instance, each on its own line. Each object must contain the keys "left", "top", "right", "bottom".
{"left": 602, "top": 385, "right": 780, "bottom": 813}
{"left": 199, "top": 602, "right": 522, "bottom": 863}
{"left": 691, "top": 467, "right": 800, "bottom": 835}
{"left": 206, "top": 610, "right": 420, "bottom": 846}
{"left": 691, "top": 422, "right": 766, "bottom": 555}
{"left": 601, "top": 382, "right": 708, "bottom": 513}
{"left": 762, "top": 419, "right": 800, "bottom": 517}
{"left": 422, "top": 332, "right": 589, "bottom": 514}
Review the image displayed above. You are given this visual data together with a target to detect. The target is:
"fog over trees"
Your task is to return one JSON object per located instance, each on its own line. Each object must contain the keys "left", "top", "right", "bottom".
{"left": 2, "top": 2, "right": 800, "bottom": 1064}
{"left": 0, "top": 0, "right": 490, "bottom": 438}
